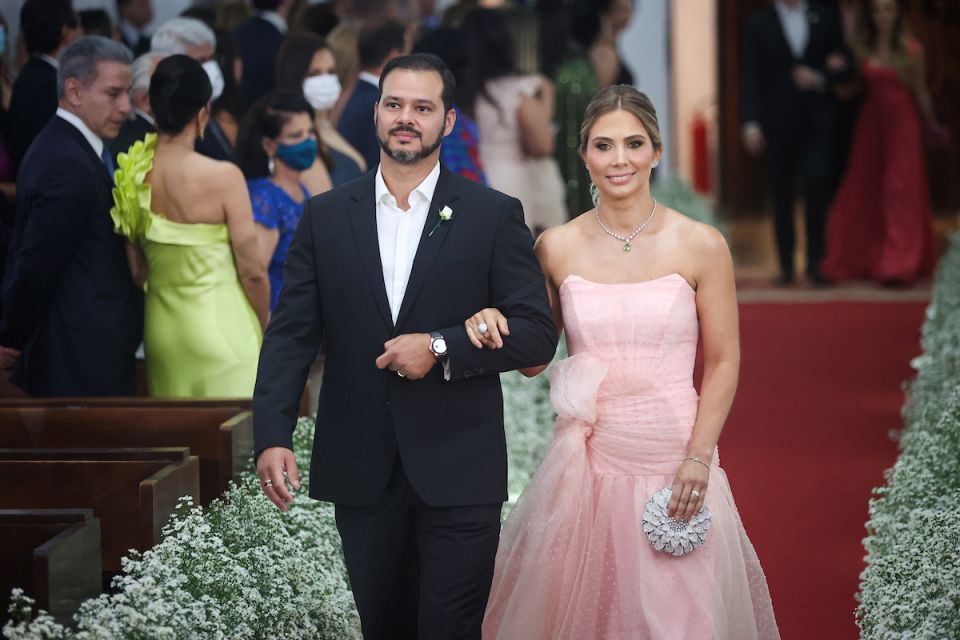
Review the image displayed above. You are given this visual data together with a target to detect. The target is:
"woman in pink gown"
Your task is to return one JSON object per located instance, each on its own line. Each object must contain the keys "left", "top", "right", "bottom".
{"left": 468, "top": 86, "right": 780, "bottom": 639}
{"left": 821, "top": 0, "right": 946, "bottom": 284}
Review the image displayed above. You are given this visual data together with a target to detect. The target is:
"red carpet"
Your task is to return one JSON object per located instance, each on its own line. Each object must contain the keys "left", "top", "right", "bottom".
{"left": 719, "top": 302, "right": 926, "bottom": 640}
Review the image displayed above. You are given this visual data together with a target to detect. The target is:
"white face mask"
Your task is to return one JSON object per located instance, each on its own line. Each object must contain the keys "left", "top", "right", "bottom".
{"left": 202, "top": 59, "right": 225, "bottom": 102}
{"left": 303, "top": 74, "right": 341, "bottom": 111}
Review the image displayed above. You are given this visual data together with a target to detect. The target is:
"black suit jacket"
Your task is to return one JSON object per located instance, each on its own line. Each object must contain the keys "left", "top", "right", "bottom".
{"left": 110, "top": 112, "right": 156, "bottom": 166}
{"left": 0, "top": 116, "right": 143, "bottom": 396}
{"left": 739, "top": 4, "right": 847, "bottom": 139}
{"left": 253, "top": 167, "right": 558, "bottom": 507}
{"left": 337, "top": 80, "right": 381, "bottom": 171}
{"left": 195, "top": 117, "right": 235, "bottom": 163}
{"left": 7, "top": 57, "right": 58, "bottom": 167}
{"left": 234, "top": 15, "right": 285, "bottom": 107}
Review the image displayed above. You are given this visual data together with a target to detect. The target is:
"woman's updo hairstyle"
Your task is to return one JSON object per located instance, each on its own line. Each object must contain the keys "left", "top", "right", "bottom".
{"left": 579, "top": 84, "right": 662, "bottom": 154}
{"left": 149, "top": 54, "right": 213, "bottom": 135}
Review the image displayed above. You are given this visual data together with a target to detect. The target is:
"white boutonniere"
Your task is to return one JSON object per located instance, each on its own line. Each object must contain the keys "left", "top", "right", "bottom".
{"left": 428, "top": 205, "right": 454, "bottom": 237}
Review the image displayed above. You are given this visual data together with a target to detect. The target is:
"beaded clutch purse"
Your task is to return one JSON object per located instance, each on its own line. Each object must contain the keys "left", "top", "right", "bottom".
{"left": 642, "top": 486, "right": 711, "bottom": 557}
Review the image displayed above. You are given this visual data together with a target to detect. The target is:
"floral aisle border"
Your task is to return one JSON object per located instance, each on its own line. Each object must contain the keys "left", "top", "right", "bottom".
{"left": 4, "top": 362, "right": 561, "bottom": 639}
{"left": 857, "top": 233, "right": 960, "bottom": 638}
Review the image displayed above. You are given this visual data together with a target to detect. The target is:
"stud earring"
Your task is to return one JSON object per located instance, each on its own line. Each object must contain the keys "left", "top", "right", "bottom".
{"left": 651, "top": 158, "right": 660, "bottom": 168}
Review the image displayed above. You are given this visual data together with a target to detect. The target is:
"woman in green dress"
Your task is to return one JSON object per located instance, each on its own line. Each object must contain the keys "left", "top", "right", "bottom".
{"left": 111, "top": 55, "right": 268, "bottom": 397}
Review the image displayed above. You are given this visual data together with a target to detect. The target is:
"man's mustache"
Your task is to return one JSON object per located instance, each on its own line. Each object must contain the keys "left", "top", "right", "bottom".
{"left": 389, "top": 125, "right": 421, "bottom": 137}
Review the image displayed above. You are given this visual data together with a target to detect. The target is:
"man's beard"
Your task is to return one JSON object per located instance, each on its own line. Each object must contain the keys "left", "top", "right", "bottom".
{"left": 378, "top": 124, "right": 444, "bottom": 164}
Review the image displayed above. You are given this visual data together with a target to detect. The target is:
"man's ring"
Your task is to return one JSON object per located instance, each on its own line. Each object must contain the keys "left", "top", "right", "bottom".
{"left": 690, "top": 490, "right": 701, "bottom": 499}
{"left": 397, "top": 370, "right": 406, "bottom": 378}
{"left": 478, "top": 322, "right": 489, "bottom": 334}
{"left": 263, "top": 479, "right": 273, "bottom": 487}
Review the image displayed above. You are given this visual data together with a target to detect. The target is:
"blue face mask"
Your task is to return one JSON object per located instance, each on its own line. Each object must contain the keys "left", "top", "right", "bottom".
{"left": 0, "top": 26, "right": 7, "bottom": 55}
{"left": 275, "top": 138, "right": 318, "bottom": 172}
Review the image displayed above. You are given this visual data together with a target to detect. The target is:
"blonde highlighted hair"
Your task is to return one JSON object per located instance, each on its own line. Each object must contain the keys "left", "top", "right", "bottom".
{"left": 579, "top": 84, "right": 662, "bottom": 154}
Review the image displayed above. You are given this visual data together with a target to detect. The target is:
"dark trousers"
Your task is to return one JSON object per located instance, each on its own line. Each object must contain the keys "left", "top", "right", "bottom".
{"left": 767, "top": 113, "right": 834, "bottom": 277}
{"left": 335, "top": 458, "right": 502, "bottom": 640}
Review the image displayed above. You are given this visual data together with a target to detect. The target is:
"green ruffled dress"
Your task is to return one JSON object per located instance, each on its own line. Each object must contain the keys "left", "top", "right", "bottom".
{"left": 111, "top": 134, "right": 262, "bottom": 397}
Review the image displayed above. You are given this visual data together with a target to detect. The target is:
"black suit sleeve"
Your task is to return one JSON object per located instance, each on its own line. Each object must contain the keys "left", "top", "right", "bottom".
{"left": 252, "top": 198, "right": 324, "bottom": 458}
{"left": 0, "top": 166, "right": 93, "bottom": 348}
{"left": 441, "top": 197, "right": 558, "bottom": 380}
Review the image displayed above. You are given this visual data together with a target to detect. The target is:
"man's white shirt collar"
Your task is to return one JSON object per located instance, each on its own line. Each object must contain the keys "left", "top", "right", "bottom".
{"left": 358, "top": 71, "right": 380, "bottom": 89}
{"left": 118, "top": 20, "right": 144, "bottom": 46}
{"left": 375, "top": 161, "right": 441, "bottom": 210}
{"left": 256, "top": 11, "right": 289, "bottom": 35}
{"left": 39, "top": 54, "right": 59, "bottom": 70}
{"left": 56, "top": 107, "right": 104, "bottom": 159}
{"left": 135, "top": 108, "right": 156, "bottom": 126}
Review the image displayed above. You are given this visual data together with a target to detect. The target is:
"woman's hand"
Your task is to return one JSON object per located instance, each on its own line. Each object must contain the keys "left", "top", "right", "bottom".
{"left": 668, "top": 458, "right": 709, "bottom": 521}
{"left": 465, "top": 308, "right": 509, "bottom": 350}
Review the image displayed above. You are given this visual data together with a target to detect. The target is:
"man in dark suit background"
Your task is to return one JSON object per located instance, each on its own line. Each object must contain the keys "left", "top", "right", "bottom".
{"left": 234, "top": 0, "right": 292, "bottom": 108}
{"left": 7, "top": 0, "right": 81, "bottom": 167}
{"left": 337, "top": 19, "right": 408, "bottom": 171}
{"left": 110, "top": 51, "right": 164, "bottom": 164}
{"left": 254, "top": 53, "right": 557, "bottom": 639}
{"left": 740, "top": 0, "right": 849, "bottom": 285}
{"left": 0, "top": 36, "right": 143, "bottom": 395}
{"left": 117, "top": 0, "right": 153, "bottom": 56}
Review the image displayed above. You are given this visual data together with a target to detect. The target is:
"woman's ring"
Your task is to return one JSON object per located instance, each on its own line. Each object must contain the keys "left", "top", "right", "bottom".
{"left": 263, "top": 480, "right": 273, "bottom": 487}
{"left": 477, "top": 322, "right": 489, "bottom": 335}
{"left": 397, "top": 370, "right": 406, "bottom": 378}
{"left": 690, "top": 490, "right": 701, "bottom": 499}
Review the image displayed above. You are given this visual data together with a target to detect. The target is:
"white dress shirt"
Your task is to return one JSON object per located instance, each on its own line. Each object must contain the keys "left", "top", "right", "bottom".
{"left": 56, "top": 107, "right": 105, "bottom": 159}
{"left": 775, "top": 0, "right": 809, "bottom": 59}
{"left": 358, "top": 71, "right": 380, "bottom": 89}
{"left": 375, "top": 162, "right": 440, "bottom": 323}
{"left": 256, "top": 10, "right": 289, "bottom": 35}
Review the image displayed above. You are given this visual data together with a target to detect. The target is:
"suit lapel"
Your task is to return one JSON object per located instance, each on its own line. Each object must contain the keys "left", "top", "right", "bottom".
{"left": 347, "top": 173, "right": 394, "bottom": 329}
{"left": 54, "top": 117, "right": 113, "bottom": 187}
{"left": 394, "top": 167, "right": 460, "bottom": 330}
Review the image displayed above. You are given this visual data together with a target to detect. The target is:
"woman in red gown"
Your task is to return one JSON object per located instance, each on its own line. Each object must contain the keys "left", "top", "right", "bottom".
{"left": 822, "top": 0, "right": 946, "bottom": 285}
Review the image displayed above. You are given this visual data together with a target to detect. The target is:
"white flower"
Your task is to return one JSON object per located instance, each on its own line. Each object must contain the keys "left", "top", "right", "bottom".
{"left": 439, "top": 205, "right": 453, "bottom": 221}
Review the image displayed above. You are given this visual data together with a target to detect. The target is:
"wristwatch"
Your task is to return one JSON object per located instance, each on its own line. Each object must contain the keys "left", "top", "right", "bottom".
{"left": 429, "top": 331, "right": 448, "bottom": 363}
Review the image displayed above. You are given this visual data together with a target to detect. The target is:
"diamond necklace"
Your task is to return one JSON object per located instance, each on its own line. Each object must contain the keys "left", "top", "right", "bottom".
{"left": 595, "top": 199, "right": 658, "bottom": 252}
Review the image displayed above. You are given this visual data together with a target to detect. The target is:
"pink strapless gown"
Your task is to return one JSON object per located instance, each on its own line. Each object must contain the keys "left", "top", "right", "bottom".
{"left": 483, "top": 274, "right": 780, "bottom": 640}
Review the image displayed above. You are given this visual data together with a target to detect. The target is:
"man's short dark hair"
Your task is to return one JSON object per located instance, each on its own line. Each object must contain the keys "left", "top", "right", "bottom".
{"left": 21, "top": 0, "right": 78, "bottom": 55}
{"left": 379, "top": 53, "right": 456, "bottom": 114}
{"left": 358, "top": 20, "right": 406, "bottom": 71}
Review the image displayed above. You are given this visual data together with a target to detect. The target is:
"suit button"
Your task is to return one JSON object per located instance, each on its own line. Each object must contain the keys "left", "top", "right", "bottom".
{"left": 386, "top": 400, "right": 392, "bottom": 411}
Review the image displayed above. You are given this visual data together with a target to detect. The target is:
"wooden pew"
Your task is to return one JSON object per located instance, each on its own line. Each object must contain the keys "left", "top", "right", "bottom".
{"left": 0, "top": 509, "right": 102, "bottom": 626}
{"left": 0, "top": 448, "right": 199, "bottom": 572}
{"left": 0, "top": 402, "right": 252, "bottom": 504}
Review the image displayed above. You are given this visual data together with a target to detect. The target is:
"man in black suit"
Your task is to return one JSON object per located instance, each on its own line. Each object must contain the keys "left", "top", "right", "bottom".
{"left": 117, "top": 0, "right": 153, "bottom": 56}
{"left": 254, "top": 54, "right": 557, "bottom": 639}
{"left": 0, "top": 36, "right": 143, "bottom": 395}
{"left": 234, "top": 0, "right": 292, "bottom": 108}
{"left": 110, "top": 51, "right": 163, "bottom": 164}
{"left": 740, "top": 0, "right": 849, "bottom": 284}
{"left": 7, "top": 0, "right": 81, "bottom": 167}
{"left": 337, "top": 20, "right": 408, "bottom": 171}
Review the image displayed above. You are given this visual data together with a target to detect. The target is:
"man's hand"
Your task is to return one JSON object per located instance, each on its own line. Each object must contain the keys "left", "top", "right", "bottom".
{"left": 375, "top": 333, "right": 436, "bottom": 380}
{"left": 742, "top": 125, "right": 765, "bottom": 156}
{"left": 256, "top": 446, "right": 301, "bottom": 512}
{"left": 792, "top": 64, "right": 823, "bottom": 91}
{"left": 0, "top": 346, "right": 21, "bottom": 371}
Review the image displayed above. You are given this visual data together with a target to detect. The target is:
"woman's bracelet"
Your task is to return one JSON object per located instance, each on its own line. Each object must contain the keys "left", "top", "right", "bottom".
{"left": 684, "top": 455, "right": 711, "bottom": 471}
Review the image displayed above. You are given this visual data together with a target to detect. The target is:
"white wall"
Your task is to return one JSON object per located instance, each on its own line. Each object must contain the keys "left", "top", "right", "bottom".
{"left": 1, "top": 0, "right": 192, "bottom": 64}
{"left": 618, "top": 0, "right": 672, "bottom": 180}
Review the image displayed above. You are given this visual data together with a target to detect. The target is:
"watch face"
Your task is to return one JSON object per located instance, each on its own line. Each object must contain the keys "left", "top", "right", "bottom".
{"left": 433, "top": 337, "right": 447, "bottom": 355}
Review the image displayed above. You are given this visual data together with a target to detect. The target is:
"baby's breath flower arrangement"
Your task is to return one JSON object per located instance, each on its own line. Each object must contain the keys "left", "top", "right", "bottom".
{"left": 857, "top": 233, "right": 960, "bottom": 638}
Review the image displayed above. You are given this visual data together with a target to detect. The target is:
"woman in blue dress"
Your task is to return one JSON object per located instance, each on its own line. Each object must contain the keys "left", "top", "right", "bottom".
{"left": 237, "top": 92, "right": 317, "bottom": 310}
